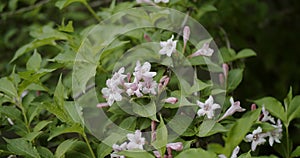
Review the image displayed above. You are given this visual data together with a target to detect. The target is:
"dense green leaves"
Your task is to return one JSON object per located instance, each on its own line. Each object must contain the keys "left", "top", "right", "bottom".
{"left": 175, "top": 148, "right": 217, "bottom": 158}
{"left": 5, "top": 138, "right": 40, "bottom": 158}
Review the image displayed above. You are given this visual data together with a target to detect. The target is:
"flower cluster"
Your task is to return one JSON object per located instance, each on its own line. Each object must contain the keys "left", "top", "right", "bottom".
{"left": 245, "top": 106, "right": 283, "bottom": 151}
{"left": 101, "top": 61, "right": 158, "bottom": 106}
{"left": 111, "top": 130, "right": 146, "bottom": 158}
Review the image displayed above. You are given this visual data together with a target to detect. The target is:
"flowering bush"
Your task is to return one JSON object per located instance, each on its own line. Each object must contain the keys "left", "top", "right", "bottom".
{"left": 0, "top": 1, "right": 300, "bottom": 158}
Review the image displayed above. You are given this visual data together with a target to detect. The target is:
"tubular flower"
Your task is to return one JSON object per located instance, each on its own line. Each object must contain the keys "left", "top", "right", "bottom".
{"left": 127, "top": 130, "right": 145, "bottom": 150}
{"left": 260, "top": 106, "right": 275, "bottom": 124}
{"left": 189, "top": 42, "right": 214, "bottom": 57}
{"left": 218, "top": 97, "right": 246, "bottom": 121}
{"left": 197, "top": 95, "right": 221, "bottom": 119}
{"left": 245, "top": 126, "right": 267, "bottom": 151}
{"left": 267, "top": 119, "right": 282, "bottom": 146}
{"left": 111, "top": 142, "right": 127, "bottom": 158}
{"left": 159, "top": 35, "right": 177, "bottom": 57}
{"left": 154, "top": 0, "right": 169, "bottom": 3}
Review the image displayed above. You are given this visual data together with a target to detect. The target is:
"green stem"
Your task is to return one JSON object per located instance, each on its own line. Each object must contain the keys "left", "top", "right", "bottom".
{"left": 83, "top": 133, "right": 96, "bottom": 158}
{"left": 16, "top": 99, "right": 30, "bottom": 133}
{"left": 286, "top": 127, "right": 290, "bottom": 158}
{"left": 83, "top": 2, "right": 101, "bottom": 22}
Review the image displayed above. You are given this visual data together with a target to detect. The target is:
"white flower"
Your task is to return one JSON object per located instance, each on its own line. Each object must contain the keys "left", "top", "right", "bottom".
{"left": 133, "top": 61, "right": 156, "bottom": 81}
{"left": 101, "top": 79, "right": 124, "bottom": 106}
{"left": 267, "top": 119, "right": 282, "bottom": 146}
{"left": 197, "top": 95, "right": 221, "bottom": 119}
{"left": 111, "top": 142, "right": 127, "bottom": 158}
{"left": 260, "top": 106, "right": 275, "bottom": 124}
{"left": 189, "top": 42, "right": 214, "bottom": 57}
{"left": 101, "top": 67, "right": 127, "bottom": 106}
{"left": 139, "top": 78, "right": 157, "bottom": 95}
{"left": 154, "top": 0, "right": 169, "bottom": 3}
{"left": 183, "top": 26, "right": 190, "bottom": 48}
{"left": 127, "top": 130, "right": 145, "bottom": 150}
{"left": 218, "top": 97, "right": 246, "bottom": 121}
{"left": 245, "top": 126, "right": 267, "bottom": 151}
{"left": 124, "top": 81, "right": 143, "bottom": 97}
{"left": 159, "top": 35, "right": 177, "bottom": 57}
{"left": 166, "top": 142, "right": 183, "bottom": 151}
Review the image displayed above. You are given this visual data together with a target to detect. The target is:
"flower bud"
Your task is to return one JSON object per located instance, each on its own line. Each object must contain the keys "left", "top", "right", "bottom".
{"left": 164, "top": 97, "right": 178, "bottom": 104}
{"left": 166, "top": 142, "right": 183, "bottom": 151}
{"left": 251, "top": 104, "right": 257, "bottom": 111}
{"left": 144, "top": 34, "right": 152, "bottom": 42}
{"left": 183, "top": 26, "right": 190, "bottom": 48}
{"left": 96, "top": 102, "right": 109, "bottom": 108}
{"left": 222, "top": 64, "right": 229, "bottom": 79}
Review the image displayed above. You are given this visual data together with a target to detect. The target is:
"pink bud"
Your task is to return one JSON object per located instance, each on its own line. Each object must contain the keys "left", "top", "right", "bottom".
{"left": 164, "top": 97, "right": 178, "bottom": 104}
{"left": 251, "top": 104, "right": 257, "bottom": 111}
{"left": 222, "top": 64, "right": 229, "bottom": 79}
{"left": 153, "top": 151, "right": 162, "bottom": 158}
{"left": 166, "top": 142, "right": 183, "bottom": 151}
{"left": 158, "top": 76, "right": 170, "bottom": 92}
{"left": 127, "top": 72, "right": 131, "bottom": 82}
{"left": 144, "top": 34, "right": 152, "bottom": 42}
{"left": 219, "top": 73, "right": 224, "bottom": 85}
{"left": 167, "top": 147, "right": 172, "bottom": 157}
{"left": 96, "top": 102, "right": 109, "bottom": 108}
{"left": 183, "top": 26, "right": 190, "bottom": 48}
{"left": 151, "top": 120, "right": 157, "bottom": 141}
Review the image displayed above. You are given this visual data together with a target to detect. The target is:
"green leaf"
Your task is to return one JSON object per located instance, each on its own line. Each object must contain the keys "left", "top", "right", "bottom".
{"left": 132, "top": 101, "right": 157, "bottom": 121}
{"left": 55, "top": 139, "right": 78, "bottom": 158}
{"left": 167, "top": 115, "right": 195, "bottom": 136}
{"left": 287, "top": 96, "right": 300, "bottom": 124}
{"left": 152, "top": 115, "right": 167, "bottom": 156}
{"left": 24, "top": 131, "right": 43, "bottom": 142}
{"left": 235, "top": 49, "right": 256, "bottom": 60}
{"left": 33, "top": 120, "right": 52, "bottom": 132}
{"left": 254, "top": 97, "right": 287, "bottom": 124}
{"left": 65, "top": 141, "right": 92, "bottom": 158}
{"left": 44, "top": 101, "right": 70, "bottom": 123}
{"left": 291, "top": 146, "right": 300, "bottom": 157}
{"left": 97, "top": 143, "right": 112, "bottom": 158}
{"left": 284, "top": 87, "right": 293, "bottom": 112}
{"left": 0, "top": 77, "right": 18, "bottom": 98}
{"left": 175, "top": 148, "right": 216, "bottom": 158}
{"left": 26, "top": 50, "right": 42, "bottom": 71}
{"left": 119, "top": 116, "right": 137, "bottom": 131}
{"left": 0, "top": 106, "right": 22, "bottom": 122}
{"left": 58, "top": 20, "right": 74, "bottom": 33}
{"left": 54, "top": 75, "right": 67, "bottom": 109}
{"left": 37, "top": 146, "right": 54, "bottom": 158}
{"left": 224, "top": 109, "right": 261, "bottom": 156}
{"left": 198, "top": 120, "right": 227, "bottom": 137}
{"left": 55, "top": 0, "right": 87, "bottom": 10}
{"left": 48, "top": 124, "right": 83, "bottom": 141}
{"left": 65, "top": 101, "right": 84, "bottom": 125}
{"left": 118, "top": 150, "right": 155, "bottom": 158}
{"left": 238, "top": 150, "right": 251, "bottom": 158}
{"left": 227, "top": 69, "right": 243, "bottom": 92}
{"left": 220, "top": 47, "right": 236, "bottom": 63}
{"left": 4, "top": 138, "right": 40, "bottom": 158}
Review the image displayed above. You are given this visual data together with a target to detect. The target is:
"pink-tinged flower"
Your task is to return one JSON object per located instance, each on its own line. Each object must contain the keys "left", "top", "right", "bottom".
{"left": 151, "top": 121, "right": 157, "bottom": 141}
{"left": 159, "top": 35, "right": 177, "bottom": 57}
{"left": 124, "top": 81, "right": 143, "bottom": 97}
{"left": 154, "top": 0, "right": 169, "bottom": 3}
{"left": 111, "top": 67, "right": 127, "bottom": 85}
{"left": 189, "top": 42, "right": 214, "bottom": 57}
{"left": 260, "top": 106, "right": 275, "bottom": 124}
{"left": 183, "top": 26, "right": 190, "bottom": 48}
{"left": 127, "top": 130, "right": 145, "bottom": 150}
{"left": 245, "top": 126, "right": 267, "bottom": 151}
{"left": 197, "top": 95, "right": 221, "bottom": 119}
{"left": 111, "top": 142, "right": 127, "bottom": 158}
{"left": 166, "top": 142, "right": 183, "bottom": 151}
{"left": 164, "top": 97, "right": 178, "bottom": 104}
{"left": 96, "top": 102, "right": 109, "bottom": 108}
{"left": 133, "top": 61, "right": 157, "bottom": 81}
{"left": 218, "top": 97, "right": 246, "bottom": 121}
{"left": 153, "top": 150, "right": 162, "bottom": 158}
{"left": 267, "top": 119, "right": 282, "bottom": 146}
{"left": 251, "top": 104, "right": 257, "bottom": 111}
{"left": 101, "top": 79, "right": 123, "bottom": 106}
{"left": 140, "top": 78, "right": 157, "bottom": 95}
{"left": 219, "top": 73, "right": 225, "bottom": 85}
{"left": 222, "top": 64, "right": 229, "bottom": 79}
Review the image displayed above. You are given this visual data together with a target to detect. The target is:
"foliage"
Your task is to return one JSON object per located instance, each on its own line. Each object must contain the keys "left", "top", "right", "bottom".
{"left": 0, "top": 0, "right": 299, "bottom": 158}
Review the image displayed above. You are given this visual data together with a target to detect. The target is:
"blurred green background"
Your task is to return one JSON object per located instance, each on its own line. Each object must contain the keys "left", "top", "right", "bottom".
{"left": 1, "top": 0, "right": 299, "bottom": 101}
